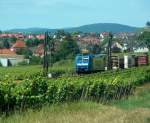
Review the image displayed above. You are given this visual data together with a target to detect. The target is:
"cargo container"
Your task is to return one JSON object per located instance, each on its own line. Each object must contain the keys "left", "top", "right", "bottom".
{"left": 124, "top": 55, "right": 135, "bottom": 69}
{"left": 92, "top": 54, "right": 107, "bottom": 71}
{"left": 135, "top": 55, "right": 148, "bottom": 66}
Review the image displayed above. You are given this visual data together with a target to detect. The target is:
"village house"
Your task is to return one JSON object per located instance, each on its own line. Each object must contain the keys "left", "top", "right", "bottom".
{"left": 111, "top": 42, "right": 124, "bottom": 53}
{"left": 33, "top": 44, "right": 44, "bottom": 57}
{"left": 27, "top": 34, "right": 35, "bottom": 39}
{"left": 10, "top": 40, "right": 26, "bottom": 52}
{"left": 133, "top": 47, "right": 149, "bottom": 53}
{"left": 79, "top": 36, "right": 100, "bottom": 45}
{"left": 0, "top": 33, "right": 24, "bottom": 39}
{"left": 100, "top": 32, "right": 109, "bottom": 39}
{"left": 36, "top": 34, "right": 45, "bottom": 40}
{"left": 0, "top": 49, "right": 29, "bottom": 67}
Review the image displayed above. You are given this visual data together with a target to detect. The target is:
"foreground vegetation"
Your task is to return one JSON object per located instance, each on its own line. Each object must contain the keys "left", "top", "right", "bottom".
{"left": 0, "top": 83, "right": 150, "bottom": 123}
{"left": 0, "top": 65, "right": 150, "bottom": 112}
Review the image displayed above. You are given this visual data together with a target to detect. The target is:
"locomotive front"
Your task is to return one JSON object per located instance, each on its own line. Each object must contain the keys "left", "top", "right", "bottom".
{"left": 75, "top": 54, "right": 92, "bottom": 73}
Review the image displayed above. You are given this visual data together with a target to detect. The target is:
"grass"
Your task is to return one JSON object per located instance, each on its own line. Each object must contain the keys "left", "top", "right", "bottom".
{"left": 0, "top": 83, "right": 150, "bottom": 123}
{"left": 0, "top": 65, "right": 42, "bottom": 75}
{"left": 0, "top": 59, "right": 75, "bottom": 78}
{"left": 112, "top": 83, "right": 150, "bottom": 110}
{"left": 0, "top": 102, "right": 150, "bottom": 123}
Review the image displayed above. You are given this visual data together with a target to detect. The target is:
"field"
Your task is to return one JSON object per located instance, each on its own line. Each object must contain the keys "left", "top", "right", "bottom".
{"left": 0, "top": 60, "right": 74, "bottom": 80}
{"left": 0, "top": 64, "right": 150, "bottom": 123}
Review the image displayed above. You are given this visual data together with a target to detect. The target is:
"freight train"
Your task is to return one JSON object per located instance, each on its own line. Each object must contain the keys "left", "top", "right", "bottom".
{"left": 75, "top": 53, "right": 149, "bottom": 73}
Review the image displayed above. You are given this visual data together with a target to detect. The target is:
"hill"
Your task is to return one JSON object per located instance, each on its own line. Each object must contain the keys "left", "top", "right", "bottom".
{"left": 6, "top": 23, "right": 138, "bottom": 33}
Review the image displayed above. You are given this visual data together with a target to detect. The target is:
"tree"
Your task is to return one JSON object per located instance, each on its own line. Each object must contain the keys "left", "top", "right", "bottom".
{"left": 25, "top": 39, "right": 34, "bottom": 47}
{"left": 3, "top": 39, "right": 10, "bottom": 49}
{"left": 146, "top": 21, "right": 150, "bottom": 27}
{"left": 55, "top": 30, "right": 66, "bottom": 39}
{"left": 25, "top": 38, "right": 43, "bottom": 47}
{"left": 138, "top": 31, "right": 150, "bottom": 49}
{"left": 10, "top": 37, "right": 17, "bottom": 43}
{"left": 54, "top": 40, "right": 79, "bottom": 62}
{"left": 0, "top": 30, "right": 2, "bottom": 34}
{"left": 24, "top": 49, "right": 33, "bottom": 59}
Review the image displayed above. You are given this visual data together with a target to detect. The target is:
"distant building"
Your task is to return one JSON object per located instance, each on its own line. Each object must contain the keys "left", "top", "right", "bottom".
{"left": 111, "top": 42, "right": 124, "bottom": 53}
{"left": 100, "top": 32, "right": 109, "bottom": 39}
{"left": 79, "top": 36, "right": 100, "bottom": 45}
{"left": 0, "top": 33, "right": 24, "bottom": 39}
{"left": 36, "top": 34, "right": 45, "bottom": 40}
{"left": 0, "top": 49, "right": 29, "bottom": 67}
{"left": 0, "top": 49, "right": 16, "bottom": 56}
{"left": 33, "top": 44, "right": 44, "bottom": 57}
{"left": 28, "top": 34, "right": 34, "bottom": 39}
{"left": 133, "top": 47, "right": 149, "bottom": 53}
{"left": 10, "top": 40, "right": 26, "bottom": 52}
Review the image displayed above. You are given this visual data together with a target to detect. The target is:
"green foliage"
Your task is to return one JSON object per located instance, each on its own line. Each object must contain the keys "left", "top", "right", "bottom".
{"left": 3, "top": 40, "right": 10, "bottom": 49}
{"left": 16, "top": 49, "right": 26, "bottom": 55}
{"left": 0, "top": 66, "right": 150, "bottom": 112}
{"left": 146, "top": 21, "right": 150, "bottom": 27}
{"left": 55, "top": 30, "right": 66, "bottom": 39}
{"left": 30, "top": 56, "right": 42, "bottom": 65}
{"left": 54, "top": 40, "right": 79, "bottom": 61}
{"left": 52, "top": 59, "right": 74, "bottom": 69}
{"left": 10, "top": 37, "right": 17, "bottom": 43}
{"left": 25, "top": 39, "right": 43, "bottom": 47}
{"left": 24, "top": 49, "right": 33, "bottom": 59}
{"left": 0, "top": 37, "right": 17, "bottom": 49}
{"left": 138, "top": 31, "right": 150, "bottom": 48}
{"left": 16, "top": 48, "right": 32, "bottom": 58}
{"left": 18, "top": 61, "right": 29, "bottom": 66}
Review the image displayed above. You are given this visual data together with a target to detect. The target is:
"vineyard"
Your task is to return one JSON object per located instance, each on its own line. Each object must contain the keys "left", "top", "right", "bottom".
{"left": 0, "top": 65, "right": 150, "bottom": 113}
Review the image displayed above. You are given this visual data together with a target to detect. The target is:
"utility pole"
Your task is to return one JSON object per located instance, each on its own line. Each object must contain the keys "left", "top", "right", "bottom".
{"left": 107, "top": 32, "right": 113, "bottom": 70}
{"left": 43, "top": 31, "right": 54, "bottom": 76}
{"left": 43, "top": 31, "right": 49, "bottom": 76}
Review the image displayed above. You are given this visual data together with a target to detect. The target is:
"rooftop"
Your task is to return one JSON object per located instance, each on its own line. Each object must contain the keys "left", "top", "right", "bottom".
{"left": 11, "top": 40, "right": 26, "bottom": 48}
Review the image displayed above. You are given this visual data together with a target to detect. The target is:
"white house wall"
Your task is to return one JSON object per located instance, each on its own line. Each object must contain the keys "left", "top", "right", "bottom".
{"left": 8, "top": 58, "right": 17, "bottom": 66}
{"left": 0, "top": 58, "right": 8, "bottom": 67}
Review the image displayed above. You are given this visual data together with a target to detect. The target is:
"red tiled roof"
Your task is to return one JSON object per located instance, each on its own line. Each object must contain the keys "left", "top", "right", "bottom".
{"left": 11, "top": 40, "right": 26, "bottom": 48}
{"left": 0, "top": 49, "right": 16, "bottom": 55}
{"left": 80, "top": 36, "right": 100, "bottom": 45}
{"left": 36, "top": 35, "right": 45, "bottom": 40}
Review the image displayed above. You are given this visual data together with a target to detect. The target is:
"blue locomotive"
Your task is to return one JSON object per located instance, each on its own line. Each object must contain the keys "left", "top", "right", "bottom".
{"left": 75, "top": 54, "right": 107, "bottom": 73}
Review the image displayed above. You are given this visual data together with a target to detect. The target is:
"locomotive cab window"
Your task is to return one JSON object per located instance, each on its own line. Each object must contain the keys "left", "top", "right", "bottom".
{"left": 83, "top": 57, "right": 89, "bottom": 63}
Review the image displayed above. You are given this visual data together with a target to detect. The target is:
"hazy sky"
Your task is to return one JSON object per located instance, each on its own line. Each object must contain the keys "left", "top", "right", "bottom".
{"left": 0, "top": 0, "right": 150, "bottom": 30}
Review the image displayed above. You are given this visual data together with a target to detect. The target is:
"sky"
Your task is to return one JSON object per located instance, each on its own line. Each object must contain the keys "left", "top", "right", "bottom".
{"left": 0, "top": 0, "right": 150, "bottom": 30}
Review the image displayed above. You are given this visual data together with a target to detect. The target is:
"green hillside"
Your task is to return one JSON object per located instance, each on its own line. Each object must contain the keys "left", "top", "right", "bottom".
{"left": 6, "top": 23, "right": 138, "bottom": 33}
